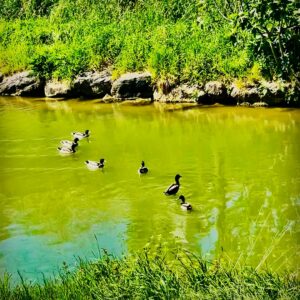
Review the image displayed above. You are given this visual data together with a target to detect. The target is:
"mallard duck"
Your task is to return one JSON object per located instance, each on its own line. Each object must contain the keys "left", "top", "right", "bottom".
{"left": 60, "top": 137, "right": 79, "bottom": 148}
{"left": 72, "top": 130, "right": 90, "bottom": 140}
{"left": 85, "top": 158, "right": 105, "bottom": 170}
{"left": 164, "top": 174, "right": 181, "bottom": 195}
{"left": 179, "top": 195, "right": 192, "bottom": 210}
{"left": 138, "top": 161, "right": 148, "bottom": 174}
{"left": 57, "top": 143, "right": 77, "bottom": 154}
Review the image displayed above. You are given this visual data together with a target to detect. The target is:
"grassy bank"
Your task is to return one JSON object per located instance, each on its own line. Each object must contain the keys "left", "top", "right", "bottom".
{"left": 1, "top": 247, "right": 299, "bottom": 299}
{"left": 0, "top": 0, "right": 299, "bottom": 84}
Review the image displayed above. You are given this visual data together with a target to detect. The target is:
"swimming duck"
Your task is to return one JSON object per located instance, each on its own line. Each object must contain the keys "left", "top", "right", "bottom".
{"left": 72, "top": 130, "right": 90, "bottom": 140}
{"left": 60, "top": 137, "right": 79, "bottom": 148}
{"left": 138, "top": 161, "right": 148, "bottom": 174}
{"left": 85, "top": 158, "right": 105, "bottom": 170}
{"left": 164, "top": 174, "right": 181, "bottom": 195}
{"left": 179, "top": 195, "right": 192, "bottom": 211}
{"left": 57, "top": 143, "right": 77, "bottom": 154}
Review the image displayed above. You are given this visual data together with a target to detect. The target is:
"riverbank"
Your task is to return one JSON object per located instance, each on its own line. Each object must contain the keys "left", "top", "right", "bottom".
{"left": 0, "top": 70, "right": 299, "bottom": 107}
{"left": 1, "top": 1, "right": 299, "bottom": 107}
{"left": 1, "top": 247, "right": 299, "bottom": 299}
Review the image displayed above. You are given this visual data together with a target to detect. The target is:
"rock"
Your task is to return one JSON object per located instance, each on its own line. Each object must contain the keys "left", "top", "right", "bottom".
{"left": 153, "top": 90, "right": 165, "bottom": 102}
{"left": 203, "top": 81, "right": 227, "bottom": 103}
{"left": 0, "top": 71, "right": 44, "bottom": 96}
{"left": 285, "top": 82, "right": 300, "bottom": 106}
{"left": 231, "top": 80, "right": 293, "bottom": 107}
{"left": 230, "top": 84, "right": 261, "bottom": 103}
{"left": 259, "top": 81, "right": 286, "bottom": 106}
{"left": 154, "top": 84, "right": 205, "bottom": 103}
{"left": 153, "top": 84, "right": 205, "bottom": 103}
{"left": 45, "top": 81, "right": 72, "bottom": 98}
{"left": 237, "top": 101, "right": 252, "bottom": 107}
{"left": 197, "top": 90, "right": 208, "bottom": 103}
{"left": 72, "top": 71, "right": 112, "bottom": 98}
{"left": 111, "top": 72, "right": 153, "bottom": 99}
{"left": 120, "top": 98, "right": 153, "bottom": 106}
{"left": 172, "top": 84, "right": 203, "bottom": 102}
{"left": 198, "top": 81, "right": 234, "bottom": 104}
{"left": 252, "top": 101, "right": 268, "bottom": 107}
{"left": 100, "top": 94, "right": 117, "bottom": 103}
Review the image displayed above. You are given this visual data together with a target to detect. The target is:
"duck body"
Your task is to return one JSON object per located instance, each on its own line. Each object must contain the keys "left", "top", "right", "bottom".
{"left": 164, "top": 174, "right": 181, "bottom": 195}
{"left": 179, "top": 195, "right": 192, "bottom": 211}
{"left": 181, "top": 203, "right": 192, "bottom": 211}
{"left": 72, "top": 130, "right": 90, "bottom": 140}
{"left": 138, "top": 161, "right": 148, "bottom": 174}
{"left": 57, "top": 143, "right": 76, "bottom": 154}
{"left": 60, "top": 138, "right": 79, "bottom": 148}
{"left": 85, "top": 158, "right": 105, "bottom": 170}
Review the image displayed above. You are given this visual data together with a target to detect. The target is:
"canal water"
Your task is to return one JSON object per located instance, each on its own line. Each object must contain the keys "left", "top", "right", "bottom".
{"left": 0, "top": 97, "right": 299, "bottom": 282}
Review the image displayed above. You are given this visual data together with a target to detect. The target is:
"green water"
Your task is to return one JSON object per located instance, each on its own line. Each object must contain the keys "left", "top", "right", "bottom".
{"left": 0, "top": 97, "right": 299, "bottom": 282}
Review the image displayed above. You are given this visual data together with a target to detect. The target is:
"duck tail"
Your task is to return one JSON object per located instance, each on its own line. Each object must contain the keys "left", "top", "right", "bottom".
{"left": 57, "top": 147, "right": 62, "bottom": 150}
{"left": 85, "top": 160, "right": 89, "bottom": 164}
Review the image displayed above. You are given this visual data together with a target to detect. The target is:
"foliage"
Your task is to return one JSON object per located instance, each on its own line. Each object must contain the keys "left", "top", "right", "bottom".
{"left": 204, "top": 0, "right": 300, "bottom": 79}
{"left": 31, "top": 47, "right": 90, "bottom": 80}
{"left": 0, "top": 0, "right": 298, "bottom": 83}
{"left": 0, "top": 246, "right": 299, "bottom": 299}
{"left": 0, "top": 0, "right": 59, "bottom": 19}
{"left": 239, "top": 0, "right": 299, "bottom": 79}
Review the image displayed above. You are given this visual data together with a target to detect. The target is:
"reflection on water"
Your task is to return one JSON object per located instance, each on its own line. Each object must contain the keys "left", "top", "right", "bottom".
{"left": 0, "top": 97, "right": 299, "bottom": 282}
{"left": 0, "top": 222, "right": 127, "bottom": 280}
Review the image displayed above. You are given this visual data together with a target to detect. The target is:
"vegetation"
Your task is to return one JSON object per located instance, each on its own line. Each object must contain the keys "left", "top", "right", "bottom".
{"left": 0, "top": 0, "right": 298, "bottom": 83}
{"left": 1, "top": 245, "right": 299, "bottom": 299}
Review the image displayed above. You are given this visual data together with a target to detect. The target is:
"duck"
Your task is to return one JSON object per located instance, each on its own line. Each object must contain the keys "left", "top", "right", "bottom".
{"left": 60, "top": 137, "right": 79, "bottom": 148}
{"left": 164, "top": 174, "right": 181, "bottom": 195}
{"left": 85, "top": 158, "right": 105, "bottom": 170}
{"left": 179, "top": 195, "right": 192, "bottom": 211}
{"left": 72, "top": 129, "right": 90, "bottom": 140}
{"left": 57, "top": 143, "right": 77, "bottom": 154}
{"left": 138, "top": 161, "right": 148, "bottom": 174}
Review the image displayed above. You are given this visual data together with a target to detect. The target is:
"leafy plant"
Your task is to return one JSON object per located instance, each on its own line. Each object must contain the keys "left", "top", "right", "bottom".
{"left": 205, "top": 0, "right": 300, "bottom": 79}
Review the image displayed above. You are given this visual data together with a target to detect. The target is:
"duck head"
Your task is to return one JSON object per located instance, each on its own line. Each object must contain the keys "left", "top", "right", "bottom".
{"left": 73, "top": 137, "right": 79, "bottom": 143}
{"left": 141, "top": 161, "right": 145, "bottom": 167}
{"left": 179, "top": 195, "right": 185, "bottom": 203}
{"left": 85, "top": 130, "right": 90, "bottom": 135}
{"left": 100, "top": 158, "right": 105, "bottom": 164}
{"left": 175, "top": 174, "right": 182, "bottom": 181}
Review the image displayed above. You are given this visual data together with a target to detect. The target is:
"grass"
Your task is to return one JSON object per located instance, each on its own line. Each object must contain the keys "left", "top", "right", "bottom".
{"left": 0, "top": 0, "right": 254, "bottom": 83}
{"left": 0, "top": 245, "right": 299, "bottom": 299}
{"left": 1, "top": 0, "right": 298, "bottom": 86}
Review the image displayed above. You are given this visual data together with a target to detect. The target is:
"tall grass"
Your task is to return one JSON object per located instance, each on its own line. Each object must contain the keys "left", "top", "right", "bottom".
{"left": 0, "top": 0, "right": 254, "bottom": 82}
{"left": 0, "top": 245, "right": 298, "bottom": 299}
